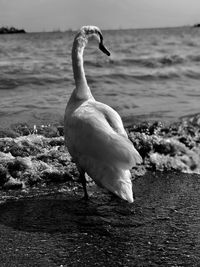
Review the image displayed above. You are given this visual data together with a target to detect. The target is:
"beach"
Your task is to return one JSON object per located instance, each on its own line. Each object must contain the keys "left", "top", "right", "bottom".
{"left": 0, "top": 120, "right": 200, "bottom": 265}
{"left": 0, "top": 165, "right": 200, "bottom": 266}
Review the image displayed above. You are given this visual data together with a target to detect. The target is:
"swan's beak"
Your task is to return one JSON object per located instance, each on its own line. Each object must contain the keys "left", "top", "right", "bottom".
{"left": 99, "top": 42, "right": 110, "bottom": 56}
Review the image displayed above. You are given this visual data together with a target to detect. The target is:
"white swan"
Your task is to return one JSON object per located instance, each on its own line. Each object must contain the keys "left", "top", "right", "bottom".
{"left": 64, "top": 26, "right": 142, "bottom": 203}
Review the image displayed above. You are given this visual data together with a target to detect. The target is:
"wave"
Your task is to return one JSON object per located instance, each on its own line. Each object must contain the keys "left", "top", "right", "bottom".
{"left": 188, "top": 54, "right": 200, "bottom": 62}
{"left": 114, "top": 53, "right": 200, "bottom": 69}
{"left": 180, "top": 113, "right": 200, "bottom": 127}
{"left": 2, "top": 66, "right": 200, "bottom": 91}
{"left": 0, "top": 118, "right": 199, "bottom": 177}
{"left": 0, "top": 76, "right": 72, "bottom": 90}
{"left": 111, "top": 71, "right": 180, "bottom": 81}
{"left": 85, "top": 53, "right": 200, "bottom": 70}
{"left": 128, "top": 117, "right": 200, "bottom": 174}
{"left": 116, "top": 55, "right": 185, "bottom": 68}
{"left": 85, "top": 56, "right": 184, "bottom": 69}
{"left": 87, "top": 69, "right": 194, "bottom": 83}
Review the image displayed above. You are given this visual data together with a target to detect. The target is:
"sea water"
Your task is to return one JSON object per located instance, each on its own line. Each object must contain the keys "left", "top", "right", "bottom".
{"left": 0, "top": 27, "right": 200, "bottom": 128}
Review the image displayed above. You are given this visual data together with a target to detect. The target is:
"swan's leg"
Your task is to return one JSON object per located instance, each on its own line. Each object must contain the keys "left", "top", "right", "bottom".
{"left": 79, "top": 169, "right": 88, "bottom": 200}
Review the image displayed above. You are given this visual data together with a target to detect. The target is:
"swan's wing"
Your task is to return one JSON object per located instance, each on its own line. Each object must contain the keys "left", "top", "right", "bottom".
{"left": 93, "top": 101, "right": 128, "bottom": 137}
{"left": 66, "top": 102, "right": 142, "bottom": 169}
{"left": 94, "top": 101, "right": 142, "bottom": 165}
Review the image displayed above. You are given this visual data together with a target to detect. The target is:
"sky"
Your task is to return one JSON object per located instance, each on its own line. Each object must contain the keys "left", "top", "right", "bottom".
{"left": 0, "top": 0, "right": 200, "bottom": 32}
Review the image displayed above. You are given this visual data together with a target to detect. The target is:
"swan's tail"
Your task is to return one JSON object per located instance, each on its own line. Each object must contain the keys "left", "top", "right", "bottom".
{"left": 114, "top": 179, "right": 134, "bottom": 203}
{"left": 79, "top": 157, "right": 134, "bottom": 203}
{"left": 101, "top": 169, "right": 134, "bottom": 203}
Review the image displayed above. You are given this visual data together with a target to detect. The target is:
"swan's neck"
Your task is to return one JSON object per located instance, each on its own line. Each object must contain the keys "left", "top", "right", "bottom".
{"left": 72, "top": 35, "right": 93, "bottom": 100}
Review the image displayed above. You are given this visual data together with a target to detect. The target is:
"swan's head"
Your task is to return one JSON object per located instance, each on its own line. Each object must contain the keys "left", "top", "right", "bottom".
{"left": 80, "top": 25, "right": 110, "bottom": 56}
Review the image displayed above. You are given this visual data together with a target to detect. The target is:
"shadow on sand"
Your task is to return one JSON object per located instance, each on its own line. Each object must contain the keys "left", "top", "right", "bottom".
{"left": 0, "top": 193, "right": 123, "bottom": 235}
{"left": 0, "top": 172, "right": 200, "bottom": 266}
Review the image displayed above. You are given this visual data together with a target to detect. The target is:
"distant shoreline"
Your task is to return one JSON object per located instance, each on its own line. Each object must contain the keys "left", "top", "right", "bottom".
{"left": 1, "top": 25, "right": 195, "bottom": 34}
{"left": 193, "top": 23, "right": 200, "bottom": 28}
{"left": 0, "top": 27, "right": 26, "bottom": 34}
{"left": 26, "top": 25, "right": 192, "bottom": 34}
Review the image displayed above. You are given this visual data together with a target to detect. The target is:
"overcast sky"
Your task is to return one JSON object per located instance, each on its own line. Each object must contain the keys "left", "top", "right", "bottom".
{"left": 0, "top": 0, "right": 200, "bottom": 32}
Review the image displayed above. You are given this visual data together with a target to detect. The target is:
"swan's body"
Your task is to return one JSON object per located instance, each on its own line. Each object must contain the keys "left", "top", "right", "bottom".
{"left": 64, "top": 26, "right": 142, "bottom": 203}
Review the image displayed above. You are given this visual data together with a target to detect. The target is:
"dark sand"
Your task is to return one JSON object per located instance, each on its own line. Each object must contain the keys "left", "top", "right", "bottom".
{"left": 0, "top": 121, "right": 199, "bottom": 266}
{"left": 0, "top": 171, "right": 200, "bottom": 266}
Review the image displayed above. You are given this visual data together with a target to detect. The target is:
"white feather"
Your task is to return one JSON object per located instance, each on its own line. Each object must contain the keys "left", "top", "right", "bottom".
{"left": 64, "top": 26, "right": 142, "bottom": 203}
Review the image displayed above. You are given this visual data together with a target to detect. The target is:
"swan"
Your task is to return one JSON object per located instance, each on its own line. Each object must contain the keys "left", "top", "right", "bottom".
{"left": 64, "top": 26, "right": 142, "bottom": 203}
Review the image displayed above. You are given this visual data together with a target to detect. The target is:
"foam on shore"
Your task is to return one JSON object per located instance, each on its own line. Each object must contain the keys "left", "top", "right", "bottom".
{"left": 0, "top": 118, "right": 199, "bottom": 190}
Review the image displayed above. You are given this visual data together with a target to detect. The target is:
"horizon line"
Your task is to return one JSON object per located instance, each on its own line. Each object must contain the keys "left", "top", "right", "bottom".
{"left": 26, "top": 24, "right": 193, "bottom": 34}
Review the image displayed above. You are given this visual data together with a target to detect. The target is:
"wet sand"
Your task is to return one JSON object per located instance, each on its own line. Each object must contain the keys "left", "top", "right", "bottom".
{"left": 0, "top": 121, "right": 200, "bottom": 266}
{"left": 0, "top": 171, "right": 200, "bottom": 266}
